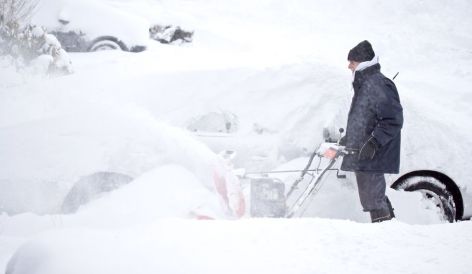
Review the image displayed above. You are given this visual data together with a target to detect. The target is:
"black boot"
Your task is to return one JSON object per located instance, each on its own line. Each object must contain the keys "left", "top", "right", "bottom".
{"left": 370, "top": 209, "right": 393, "bottom": 223}
{"left": 370, "top": 197, "right": 395, "bottom": 223}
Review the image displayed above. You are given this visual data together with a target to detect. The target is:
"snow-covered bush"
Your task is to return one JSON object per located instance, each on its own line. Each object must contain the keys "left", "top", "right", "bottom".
{"left": 0, "top": 0, "right": 38, "bottom": 25}
{"left": 0, "top": 23, "right": 73, "bottom": 74}
{"left": 1, "top": 0, "right": 72, "bottom": 75}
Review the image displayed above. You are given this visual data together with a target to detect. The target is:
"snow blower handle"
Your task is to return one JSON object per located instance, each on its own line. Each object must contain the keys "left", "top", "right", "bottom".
{"left": 287, "top": 142, "right": 345, "bottom": 199}
{"left": 336, "top": 128, "right": 345, "bottom": 145}
{"left": 300, "top": 145, "right": 320, "bottom": 177}
{"left": 285, "top": 144, "right": 322, "bottom": 198}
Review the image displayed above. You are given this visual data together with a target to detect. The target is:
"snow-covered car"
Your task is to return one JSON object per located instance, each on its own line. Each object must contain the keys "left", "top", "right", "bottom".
{"left": 0, "top": 103, "right": 245, "bottom": 220}
{"left": 32, "top": 0, "right": 149, "bottom": 52}
{"left": 387, "top": 131, "right": 472, "bottom": 223}
{"left": 318, "top": 127, "right": 472, "bottom": 223}
{"left": 31, "top": 0, "right": 194, "bottom": 53}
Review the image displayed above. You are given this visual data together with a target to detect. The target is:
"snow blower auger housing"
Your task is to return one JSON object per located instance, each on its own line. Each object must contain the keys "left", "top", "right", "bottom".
{"left": 248, "top": 131, "right": 352, "bottom": 218}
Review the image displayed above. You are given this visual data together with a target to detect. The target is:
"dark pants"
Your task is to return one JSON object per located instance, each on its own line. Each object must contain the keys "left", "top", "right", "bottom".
{"left": 355, "top": 172, "right": 393, "bottom": 221}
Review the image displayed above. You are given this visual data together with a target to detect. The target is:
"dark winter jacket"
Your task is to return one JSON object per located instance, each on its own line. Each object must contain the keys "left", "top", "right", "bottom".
{"left": 341, "top": 63, "right": 403, "bottom": 173}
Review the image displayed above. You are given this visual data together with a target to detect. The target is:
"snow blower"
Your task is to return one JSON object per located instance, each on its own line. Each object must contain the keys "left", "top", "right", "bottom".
{"left": 247, "top": 128, "right": 353, "bottom": 218}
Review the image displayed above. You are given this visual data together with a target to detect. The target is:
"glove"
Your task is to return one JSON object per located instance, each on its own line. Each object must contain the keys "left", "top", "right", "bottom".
{"left": 358, "top": 137, "right": 379, "bottom": 161}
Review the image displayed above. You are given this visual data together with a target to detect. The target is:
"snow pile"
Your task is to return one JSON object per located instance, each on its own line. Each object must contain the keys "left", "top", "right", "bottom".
{"left": 4, "top": 219, "right": 472, "bottom": 274}
{"left": 0, "top": 102, "right": 244, "bottom": 217}
{"left": 72, "top": 165, "right": 227, "bottom": 223}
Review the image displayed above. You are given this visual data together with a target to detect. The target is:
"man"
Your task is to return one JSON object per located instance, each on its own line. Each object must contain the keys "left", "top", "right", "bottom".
{"left": 340, "top": 40, "right": 403, "bottom": 223}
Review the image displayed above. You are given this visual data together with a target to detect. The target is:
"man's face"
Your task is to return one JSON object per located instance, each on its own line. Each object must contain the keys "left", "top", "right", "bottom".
{"left": 348, "top": 60, "right": 360, "bottom": 73}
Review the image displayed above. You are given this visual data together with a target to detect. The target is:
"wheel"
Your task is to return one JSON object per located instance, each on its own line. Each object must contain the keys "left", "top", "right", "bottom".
{"left": 87, "top": 36, "right": 128, "bottom": 52}
{"left": 395, "top": 176, "right": 456, "bottom": 222}
{"left": 61, "top": 171, "right": 133, "bottom": 214}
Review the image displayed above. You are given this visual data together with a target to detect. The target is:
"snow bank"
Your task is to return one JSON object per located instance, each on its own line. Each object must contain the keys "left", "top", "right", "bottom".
{"left": 5, "top": 218, "right": 472, "bottom": 274}
{"left": 72, "top": 165, "right": 228, "bottom": 225}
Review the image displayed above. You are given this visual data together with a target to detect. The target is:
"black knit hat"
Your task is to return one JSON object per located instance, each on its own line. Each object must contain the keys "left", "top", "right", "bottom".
{"left": 347, "top": 40, "right": 375, "bottom": 62}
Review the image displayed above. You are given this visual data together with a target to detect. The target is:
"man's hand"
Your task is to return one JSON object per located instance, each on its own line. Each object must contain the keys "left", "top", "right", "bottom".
{"left": 359, "top": 137, "right": 379, "bottom": 160}
{"left": 323, "top": 147, "right": 338, "bottom": 160}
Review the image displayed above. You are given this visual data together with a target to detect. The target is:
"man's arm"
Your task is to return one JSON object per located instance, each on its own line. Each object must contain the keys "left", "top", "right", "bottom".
{"left": 371, "top": 79, "right": 403, "bottom": 147}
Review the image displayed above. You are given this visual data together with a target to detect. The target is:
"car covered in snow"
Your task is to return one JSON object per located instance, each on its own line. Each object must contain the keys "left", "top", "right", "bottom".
{"left": 320, "top": 127, "right": 472, "bottom": 223}
{"left": 0, "top": 103, "right": 245, "bottom": 220}
{"left": 32, "top": 0, "right": 150, "bottom": 52}
{"left": 31, "top": 0, "right": 194, "bottom": 53}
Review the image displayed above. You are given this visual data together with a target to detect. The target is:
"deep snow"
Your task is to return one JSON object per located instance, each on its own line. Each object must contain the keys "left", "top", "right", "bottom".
{"left": 1, "top": 0, "right": 472, "bottom": 273}
{"left": 4, "top": 219, "right": 472, "bottom": 274}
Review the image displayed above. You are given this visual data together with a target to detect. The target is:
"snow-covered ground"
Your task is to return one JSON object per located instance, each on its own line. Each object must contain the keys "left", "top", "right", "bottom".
{"left": 1, "top": 0, "right": 472, "bottom": 273}
{"left": 4, "top": 218, "right": 472, "bottom": 274}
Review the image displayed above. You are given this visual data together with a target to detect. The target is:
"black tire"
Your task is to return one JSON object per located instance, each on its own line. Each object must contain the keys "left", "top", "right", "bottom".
{"left": 396, "top": 177, "right": 456, "bottom": 222}
{"left": 87, "top": 36, "right": 129, "bottom": 52}
{"left": 61, "top": 171, "right": 133, "bottom": 214}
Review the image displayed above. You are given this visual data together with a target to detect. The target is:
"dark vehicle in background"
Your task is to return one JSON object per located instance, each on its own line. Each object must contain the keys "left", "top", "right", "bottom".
{"left": 32, "top": 0, "right": 193, "bottom": 53}
{"left": 32, "top": 0, "right": 150, "bottom": 52}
